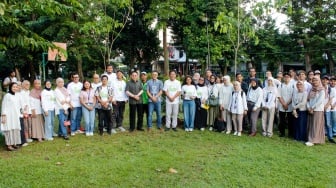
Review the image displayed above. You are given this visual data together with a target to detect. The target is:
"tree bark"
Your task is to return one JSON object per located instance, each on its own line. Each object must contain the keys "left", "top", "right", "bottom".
{"left": 163, "top": 26, "right": 169, "bottom": 76}
{"left": 77, "top": 55, "right": 84, "bottom": 81}
{"left": 305, "top": 53, "right": 311, "bottom": 71}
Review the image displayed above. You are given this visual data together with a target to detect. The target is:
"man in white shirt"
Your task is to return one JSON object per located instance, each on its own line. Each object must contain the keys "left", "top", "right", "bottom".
{"left": 297, "top": 70, "right": 312, "bottom": 93}
{"left": 112, "top": 70, "right": 128, "bottom": 132}
{"left": 67, "top": 73, "right": 83, "bottom": 135}
{"left": 263, "top": 70, "right": 281, "bottom": 88}
{"left": 102, "top": 64, "right": 117, "bottom": 88}
{"left": 321, "top": 76, "right": 336, "bottom": 143}
{"left": 277, "top": 72, "right": 294, "bottom": 137}
{"left": 163, "top": 70, "right": 181, "bottom": 131}
{"left": 3, "top": 70, "right": 18, "bottom": 92}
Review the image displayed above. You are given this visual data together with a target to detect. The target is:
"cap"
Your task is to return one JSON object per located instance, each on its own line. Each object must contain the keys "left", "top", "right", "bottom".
{"left": 314, "top": 70, "right": 321, "bottom": 74}
{"left": 141, "top": 71, "right": 147, "bottom": 75}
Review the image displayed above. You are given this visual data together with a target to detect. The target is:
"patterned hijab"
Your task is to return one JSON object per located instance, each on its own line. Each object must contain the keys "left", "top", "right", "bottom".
{"left": 308, "top": 76, "right": 324, "bottom": 100}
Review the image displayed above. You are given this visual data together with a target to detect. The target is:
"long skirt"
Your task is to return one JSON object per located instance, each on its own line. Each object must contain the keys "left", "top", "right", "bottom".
{"left": 31, "top": 114, "right": 45, "bottom": 139}
{"left": 294, "top": 110, "right": 307, "bottom": 141}
{"left": 307, "top": 111, "right": 325, "bottom": 144}
{"left": 3, "top": 130, "right": 21, "bottom": 146}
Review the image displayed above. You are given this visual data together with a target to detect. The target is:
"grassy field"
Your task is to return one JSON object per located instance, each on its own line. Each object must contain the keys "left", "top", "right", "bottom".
{"left": 0, "top": 110, "right": 336, "bottom": 187}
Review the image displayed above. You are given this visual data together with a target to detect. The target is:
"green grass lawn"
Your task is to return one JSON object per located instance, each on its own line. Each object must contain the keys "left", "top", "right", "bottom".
{"left": 0, "top": 109, "right": 335, "bottom": 187}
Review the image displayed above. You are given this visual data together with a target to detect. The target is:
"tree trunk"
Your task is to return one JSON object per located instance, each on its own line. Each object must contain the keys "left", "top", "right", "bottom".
{"left": 163, "top": 26, "right": 169, "bottom": 76}
{"left": 327, "top": 51, "right": 335, "bottom": 74}
{"left": 305, "top": 53, "right": 311, "bottom": 71}
{"left": 77, "top": 55, "right": 84, "bottom": 81}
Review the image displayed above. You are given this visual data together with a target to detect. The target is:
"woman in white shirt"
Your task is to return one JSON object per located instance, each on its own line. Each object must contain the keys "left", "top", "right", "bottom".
{"left": 181, "top": 76, "right": 197, "bottom": 132}
{"left": 306, "top": 76, "right": 325, "bottom": 146}
{"left": 54, "top": 78, "right": 71, "bottom": 140}
{"left": 246, "top": 78, "right": 263, "bottom": 136}
{"left": 261, "top": 78, "right": 278, "bottom": 137}
{"left": 80, "top": 80, "right": 96, "bottom": 136}
{"left": 195, "top": 77, "right": 208, "bottom": 131}
{"left": 292, "top": 81, "right": 308, "bottom": 141}
{"left": 229, "top": 81, "right": 247, "bottom": 136}
{"left": 219, "top": 75, "right": 234, "bottom": 134}
{"left": 41, "top": 80, "right": 56, "bottom": 141}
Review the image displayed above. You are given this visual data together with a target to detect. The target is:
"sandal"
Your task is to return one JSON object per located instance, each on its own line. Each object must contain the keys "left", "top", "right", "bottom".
{"left": 7, "top": 146, "right": 16, "bottom": 151}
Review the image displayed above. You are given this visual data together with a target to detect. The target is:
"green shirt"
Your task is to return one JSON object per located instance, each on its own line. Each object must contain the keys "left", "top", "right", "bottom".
{"left": 141, "top": 82, "right": 148, "bottom": 104}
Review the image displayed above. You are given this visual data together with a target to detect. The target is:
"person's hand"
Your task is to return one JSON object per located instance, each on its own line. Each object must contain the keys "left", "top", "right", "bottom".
{"left": 1, "top": 115, "right": 6, "bottom": 124}
{"left": 31, "top": 111, "right": 36, "bottom": 118}
{"left": 152, "top": 96, "right": 157, "bottom": 102}
{"left": 44, "top": 111, "right": 48, "bottom": 116}
{"left": 252, "top": 107, "right": 258, "bottom": 111}
{"left": 244, "top": 110, "right": 247, "bottom": 115}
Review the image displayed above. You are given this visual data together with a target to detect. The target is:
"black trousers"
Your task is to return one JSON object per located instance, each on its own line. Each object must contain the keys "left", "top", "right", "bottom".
{"left": 279, "top": 111, "right": 294, "bottom": 137}
{"left": 98, "top": 109, "right": 112, "bottom": 134}
{"left": 129, "top": 104, "right": 143, "bottom": 130}
{"left": 19, "top": 118, "right": 26, "bottom": 144}
{"left": 113, "top": 101, "right": 126, "bottom": 127}
{"left": 195, "top": 99, "right": 207, "bottom": 129}
{"left": 141, "top": 103, "right": 148, "bottom": 127}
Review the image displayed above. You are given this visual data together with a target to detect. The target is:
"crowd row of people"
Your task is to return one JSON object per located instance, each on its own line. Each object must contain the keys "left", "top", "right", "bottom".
{"left": 1, "top": 65, "right": 335, "bottom": 151}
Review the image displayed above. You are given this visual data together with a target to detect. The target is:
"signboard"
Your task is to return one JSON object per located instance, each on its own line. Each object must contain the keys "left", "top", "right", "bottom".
{"left": 48, "top": 42, "right": 67, "bottom": 61}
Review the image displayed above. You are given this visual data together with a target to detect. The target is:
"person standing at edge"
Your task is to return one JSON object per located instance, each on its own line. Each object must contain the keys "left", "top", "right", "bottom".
{"left": 277, "top": 72, "right": 294, "bottom": 138}
{"left": 126, "top": 71, "right": 144, "bottom": 132}
{"left": 321, "top": 76, "right": 336, "bottom": 143}
{"left": 163, "top": 70, "right": 181, "bottom": 131}
{"left": 112, "top": 70, "right": 128, "bottom": 132}
{"left": 67, "top": 73, "right": 83, "bottom": 136}
{"left": 140, "top": 72, "right": 149, "bottom": 129}
{"left": 147, "top": 70, "right": 164, "bottom": 131}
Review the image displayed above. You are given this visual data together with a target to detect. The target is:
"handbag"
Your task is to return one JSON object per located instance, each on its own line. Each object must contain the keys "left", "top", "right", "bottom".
{"left": 207, "top": 85, "right": 219, "bottom": 106}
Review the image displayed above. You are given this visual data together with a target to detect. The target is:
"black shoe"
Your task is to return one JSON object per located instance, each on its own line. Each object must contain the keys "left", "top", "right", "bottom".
{"left": 129, "top": 129, "right": 135, "bottom": 132}
{"left": 63, "top": 136, "right": 69, "bottom": 140}
{"left": 164, "top": 128, "right": 170, "bottom": 131}
{"left": 329, "top": 139, "right": 336, "bottom": 144}
{"left": 172, "top": 128, "right": 177, "bottom": 132}
{"left": 137, "top": 128, "right": 145, "bottom": 131}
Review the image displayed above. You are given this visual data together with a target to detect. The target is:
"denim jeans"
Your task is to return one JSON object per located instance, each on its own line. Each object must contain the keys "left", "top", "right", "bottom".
{"left": 148, "top": 101, "right": 162, "bottom": 128}
{"left": 183, "top": 100, "right": 196, "bottom": 129}
{"left": 58, "top": 109, "right": 68, "bottom": 137}
{"left": 44, "top": 110, "right": 55, "bottom": 139}
{"left": 331, "top": 111, "right": 336, "bottom": 136}
{"left": 71, "top": 107, "right": 82, "bottom": 132}
{"left": 82, "top": 106, "right": 95, "bottom": 134}
{"left": 325, "top": 111, "right": 333, "bottom": 139}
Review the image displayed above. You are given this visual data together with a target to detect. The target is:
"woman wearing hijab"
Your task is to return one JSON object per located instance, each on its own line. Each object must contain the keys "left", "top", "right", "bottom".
{"left": 246, "top": 78, "right": 263, "bottom": 136}
{"left": 219, "top": 75, "right": 234, "bottom": 134}
{"left": 261, "top": 77, "right": 278, "bottom": 137}
{"left": 306, "top": 76, "right": 325, "bottom": 146}
{"left": 292, "top": 81, "right": 308, "bottom": 141}
{"left": 54, "top": 78, "right": 71, "bottom": 140}
{"left": 41, "top": 80, "right": 56, "bottom": 141}
{"left": 207, "top": 75, "right": 219, "bottom": 131}
{"left": 195, "top": 77, "right": 208, "bottom": 131}
{"left": 1, "top": 83, "right": 21, "bottom": 151}
{"left": 30, "top": 80, "right": 45, "bottom": 142}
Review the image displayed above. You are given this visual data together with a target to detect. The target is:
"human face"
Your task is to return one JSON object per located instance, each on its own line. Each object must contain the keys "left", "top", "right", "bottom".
{"left": 298, "top": 72, "right": 306, "bottom": 81}
{"left": 249, "top": 68, "right": 256, "bottom": 77}
{"left": 223, "top": 78, "right": 228, "bottom": 85}
{"left": 72, "top": 74, "right": 79, "bottom": 83}
{"left": 84, "top": 81, "right": 91, "bottom": 89}
{"left": 11, "top": 83, "right": 18, "bottom": 93}
{"left": 101, "top": 76, "right": 108, "bottom": 86}
{"left": 206, "top": 70, "right": 212, "bottom": 78}
{"left": 312, "top": 77, "right": 320, "bottom": 87}
{"left": 250, "top": 81, "right": 257, "bottom": 87}
{"left": 236, "top": 74, "right": 243, "bottom": 82}
{"left": 308, "top": 72, "right": 314, "bottom": 79}
{"left": 267, "top": 79, "right": 273, "bottom": 86}
{"left": 93, "top": 74, "right": 100, "bottom": 83}
{"left": 34, "top": 80, "right": 41, "bottom": 89}
{"left": 45, "top": 81, "right": 52, "bottom": 89}
{"left": 106, "top": 66, "right": 113, "bottom": 73}
{"left": 186, "top": 77, "right": 192, "bottom": 85}
{"left": 141, "top": 74, "right": 147, "bottom": 82}
{"left": 117, "top": 71, "right": 123, "bottom": 80}
{"left": 10, "top": 71, "right": 16, "bottom": 78}
{"left": 283, "top": 75, "right": 290, "bottom": 83}
{"left": 322, "top": 78, "right": 329, "bottom": 86}
{"left": 169, "top": 71, "right": 176, "bottom": 81}
{"left": 131, "top": 72, "right": 138, "bottom": 81}
{"left": 296, "top": 82, "right": 304, "bottom": 92}
{"left": 331, "top": 79, "right": 336, "bottom": 87}
{"left": 233, "top": 83, "right": 239, "bottom": 91}
{"left": 210, "top": 76, "right": 216, "bottom": 83}
{"left": 152, "top": 72, "right": 158, "bottom": 80}
{"left": 57, "top": 79, "right": 64, "bottom": 88}
{"left": 198, "top": 77, "right": 205, "bottom": 84}
{"left": 22, "top": 81, "right": 30, "bottom": 90}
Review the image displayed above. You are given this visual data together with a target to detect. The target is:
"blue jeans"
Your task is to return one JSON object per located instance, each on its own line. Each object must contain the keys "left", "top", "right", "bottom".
{"left": 71, "top": 107, "right": 82, "bottom": 132}
{"left": 148, "top": 101, "right": 162, "bottom": 128}
{"left": 331, "top": 111, "right": 336, "bottom": 136}
{"left": 325, "top": 111, "right": 333, "bottom": 139}
{"left": 183, "top": 100, "right": 196, "bottom": 129}
{"left": 82, "top": 106, "right": 95, "bottom": 134}
{"left": 58, "top": 109, "right": 68, "bottom": 137}
{"left": 44, "top": 110, "right": 55, "bottom": 139}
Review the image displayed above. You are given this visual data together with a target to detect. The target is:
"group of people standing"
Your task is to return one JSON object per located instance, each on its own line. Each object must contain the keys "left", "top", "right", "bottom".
{"left": 1, "top": 66, "right": 334, "bottom": 151}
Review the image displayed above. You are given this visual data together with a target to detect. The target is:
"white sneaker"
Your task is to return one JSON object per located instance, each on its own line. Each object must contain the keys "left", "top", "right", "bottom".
{"left": 233, "top": 131, "right": 238, "bottom": 136}
{"left": 85, "top": 133, "right": 90, "bottom": 136}
{"left": 26, "top": 138, "right": 33, "bottom": 143}
{"left": 90, "top": 132, "right": 94, "bottom": 136}
{"left": 46, "top": 138, "right": 54, "bottom": 141}
{"left": 200, "top": 128, "right": 205, "bottom": 131}
{"left": 71, "top": 132, "right": 76, "bottom": 136}
{"left": 226, "top": 131, "right": 231, "bottom": 134}
{"left": 111, "top": 129, "right": 117, "bottom": 134}
{"left": 209, "top": 127, "right": 213, "bottom": 131}
{"left": 22, "top": 143, "right": 28, "bottom": 147}
{"left": 185, "top": 128, "right": 188, "bottom": 132}
{"left": 237, "top": 132, "right": 242, "bottom": 136}
{"left": 189, "top": 128, "right": 193, "bottom": 132}
{"left": 118, "top": 127, "right": 126, "bottom": 132}
{"left": 77, "top": 130, "right": 84, "bottom": 134}
{"left": 305, "top": 142, "right": 314, "bottom": 146}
